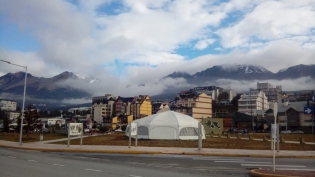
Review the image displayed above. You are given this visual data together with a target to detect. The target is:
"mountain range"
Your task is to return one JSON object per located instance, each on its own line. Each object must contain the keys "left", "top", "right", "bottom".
{"left": 0, "top": 71, "right": 92, "bottom": 100}
{"left": 0, "top": 64, "right": 314, "bottom": 108}
{"left": 163, "top": 64, "right": 315, "bottom": 84}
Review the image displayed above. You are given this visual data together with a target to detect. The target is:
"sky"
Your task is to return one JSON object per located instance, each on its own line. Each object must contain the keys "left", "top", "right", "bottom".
{"left": 0, "top": 0, "right": 315, "bottom": 102}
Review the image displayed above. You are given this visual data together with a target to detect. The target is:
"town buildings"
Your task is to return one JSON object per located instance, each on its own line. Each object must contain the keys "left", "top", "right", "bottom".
{"left": 0, "top": 99, "right": 17, "bottom": 111}
{"left": 190, "top": 86, "right": 223, "bottom": 100}
{"left": 151, "top": 101, "right": 170, "bottom": 114}
{"left": 115, "top": 97, "right": 134, "bottom": 116}
{"left": 130, "top": 95, "right": 152, "bottom": 120}
{"left": 238, "top": 90, "right": 269, "bottom": 116}
{"left": 171, "top": 91, "right": 212, "bottom": 121}
{"left": 222, "top": 88, "right": 237, "bottom": 102}
{"left": 257, "top": 82, "right": 282, "bottom": 102}
{"left": 263, "top": 101, "right": 314, "bottom": 134}
{"left": 92, "top": 94, "right": 116, "bottom": 123}
{"left": 0, "top": 99, "right": 20, "bottom": 123}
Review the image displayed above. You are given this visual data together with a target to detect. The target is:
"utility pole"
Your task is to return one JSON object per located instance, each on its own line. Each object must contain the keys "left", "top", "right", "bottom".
{"left": 250, "top": 88, "right": 254, "bottom": 131}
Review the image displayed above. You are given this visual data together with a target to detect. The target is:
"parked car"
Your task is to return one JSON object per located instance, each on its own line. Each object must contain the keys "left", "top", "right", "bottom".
{"left": 224, "top": 128, "right": 238, "bottom": 134}
{"left": 256, "top": 129, "right": 265, "bottom": 133}
{"left": 292, "top": 130, "right": 304, "bottom": 134}
{"left": 280, "top": 130, "right": 291, "bottom": 134}
{"left": 42, "top": 128, "right": 49, "bottom": 133}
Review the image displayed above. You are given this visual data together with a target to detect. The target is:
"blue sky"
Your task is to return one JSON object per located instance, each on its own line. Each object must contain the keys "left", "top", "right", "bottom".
{"left": 0, "top": 0, "right": 314, "bottom": 98}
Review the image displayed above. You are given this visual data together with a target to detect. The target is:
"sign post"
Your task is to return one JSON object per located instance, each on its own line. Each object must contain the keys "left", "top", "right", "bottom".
{"left": 67, "top": 123, "right": 83, "bottom": 147}
{"left": 273, "top": 102, "right": 278, "bottom": 172}
{"left": 129, "top": 123, "right": 137, "bottom": 148}
{"left": 198, "top": 122, "right": 202, "bottom": 150}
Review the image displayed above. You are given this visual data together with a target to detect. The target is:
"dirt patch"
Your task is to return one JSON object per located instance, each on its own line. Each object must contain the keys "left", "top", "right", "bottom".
{"left": 0, "top": 133, "right": 67, "bottom": 143}
{"left": 53, "top": 133, "right": 315, "bottom": 150}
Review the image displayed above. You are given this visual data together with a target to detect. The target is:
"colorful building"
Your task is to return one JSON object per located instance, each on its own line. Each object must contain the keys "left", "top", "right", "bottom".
{"left": 130, "top": 95, "right": 152, "bottom": 119}
{"left": 171, "top": 91, "right": 212, "bottom": 121}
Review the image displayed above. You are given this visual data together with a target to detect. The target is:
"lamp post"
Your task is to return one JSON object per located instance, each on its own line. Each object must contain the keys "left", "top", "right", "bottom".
{"left": 249, "top": 88, "right": 254, "bottom": 131}
{"left": 0, "top": 60, "right": 27, "bottom": 146}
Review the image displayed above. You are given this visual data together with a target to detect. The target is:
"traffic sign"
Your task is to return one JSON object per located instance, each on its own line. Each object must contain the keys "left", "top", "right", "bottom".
{"left": 304, "top": 106, "right": 314, "bottom": 115}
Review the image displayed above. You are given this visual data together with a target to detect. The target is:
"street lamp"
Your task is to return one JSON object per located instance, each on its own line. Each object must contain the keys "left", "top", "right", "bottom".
{"left": 249, "top": 88, "right": 255, "bottom": 131}
{"left": 1, "top": 60, "right": 27, "bottom": 146}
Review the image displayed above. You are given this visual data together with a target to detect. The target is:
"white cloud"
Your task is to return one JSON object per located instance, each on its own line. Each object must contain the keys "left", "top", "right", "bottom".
{"left": 0, "top": 0, "right": 314, "bottom": 100}
{"left": 194, "top": 38, "right": 216, "bottom": 50}
{"left": 218, "top": 0, "right": 315, "bottom": 48}
{"left": 213, "top": 77, "right": 315, "bottom": 93}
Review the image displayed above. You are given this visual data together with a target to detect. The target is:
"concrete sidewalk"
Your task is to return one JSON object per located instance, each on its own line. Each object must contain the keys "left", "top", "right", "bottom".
{"left": 0, "top": 138, "right": 314, "bottom": 158}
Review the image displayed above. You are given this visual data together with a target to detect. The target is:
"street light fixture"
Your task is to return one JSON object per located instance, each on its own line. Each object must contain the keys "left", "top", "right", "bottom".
{"left": 249, "top": 88, "right": 255, "bottom": 131}
{"left": 1, "top": 60, "right": 27, "bottom": 146}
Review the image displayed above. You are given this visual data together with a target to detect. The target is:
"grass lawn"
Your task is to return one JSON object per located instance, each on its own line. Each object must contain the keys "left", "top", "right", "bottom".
{"left": 228, "top": 133, "right": 315, "bottom": 142}
{"left": 0, "top": 132, "right": 68, "bottom": 143}
{"left": 53, "top": 133, "right": 315, "bottom": 151}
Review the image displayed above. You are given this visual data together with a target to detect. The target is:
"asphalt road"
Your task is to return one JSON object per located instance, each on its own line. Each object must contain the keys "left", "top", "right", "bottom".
{"left": 0, "top": 147, "right": 314, "bottom": 177}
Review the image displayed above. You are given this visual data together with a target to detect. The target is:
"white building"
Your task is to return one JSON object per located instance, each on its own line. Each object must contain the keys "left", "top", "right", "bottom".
{"left": 222, "top": 88, "right": 237, "bottom": 101}
{"left": 0, "top": 99, "right": 17, "bottom": 111}
{"left": 190, "top": 86, "right": 223, "bottom": 100}
{"left": 238, "top": 90, "right": 269, "bottom": 115}
{"left": 257, "top": 82, "right": 282, "bottom": 102}
{"left": 68, "top": 107, "right": 91, "bottom": 114}
{"left": 92, "top": 94, "right": 116, "bottom": 123}
{"left": 7, "top": 111, "right": 20, "bottom": 121}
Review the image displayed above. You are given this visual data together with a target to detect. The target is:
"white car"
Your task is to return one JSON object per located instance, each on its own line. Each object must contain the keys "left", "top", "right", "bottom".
{"left": 280, "top": 130, "right": 291, "bottom": 134}
{"left": 292, "top": 130, "right": 304, "bottom": 134}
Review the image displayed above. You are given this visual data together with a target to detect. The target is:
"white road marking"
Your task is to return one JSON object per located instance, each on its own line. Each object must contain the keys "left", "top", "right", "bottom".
{"left": 52, "top": 164, "right": 65, "bottom": 167}
{"left": 241, "top": 164, "right": 306, "bottom": 168}
{"left": 129, "top": 175, "right": 142, "bottom": 177}
{"left": 232, "top": 162, "right": 272, "bottom": 164}
{"left": 28, "top": 160, "right": 38, "bottom": 162}
{"left": 8, "top": 156, "right": 17, "bottom": 158}
{"left": 194, "top": 158, "right": 241, "bottom": 161}
{"left": 193, "top": 157, "right": 222, "bottom": 159}
{"left": 214, "top": 161, "right": 245, "bottom": 163}
{"left": 85, "top": 169, "right": 102, "bottom": 172}
{"left": 276, "top": 168, "right": 315, "bottom": 171}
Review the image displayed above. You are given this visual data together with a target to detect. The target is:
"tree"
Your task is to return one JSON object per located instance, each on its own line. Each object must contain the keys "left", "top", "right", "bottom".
{"left": 23, "top": 104, "right": 40, "bottom": 138}
{"left": 0, "top": 110, "right": 10, "bottom": 132}
{"left": 231, "top": 94, "right": 241, "bottom": 107}
{"left": 218, "top": 92, "right": 229, "bottom": 101}
{"left": 3, "top": 114, "right": 10, "bottom": 133}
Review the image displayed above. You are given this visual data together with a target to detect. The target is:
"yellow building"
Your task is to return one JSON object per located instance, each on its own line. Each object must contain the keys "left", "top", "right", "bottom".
{"left": 111, "top": 115, "right": 133, "bottom": 129}
{"left": 193, "top": 93, "right": 212, "bottom": 121}
{"left": 171, "top": 91, "right": 212, "bottom": 121}
{"left": 130, "top": 95, "right": 152, "bottom": 120}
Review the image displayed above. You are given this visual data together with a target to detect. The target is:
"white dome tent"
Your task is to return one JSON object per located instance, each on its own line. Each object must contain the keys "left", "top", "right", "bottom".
{"left": 126, "top": 111, "right": 205, "bottom": 140}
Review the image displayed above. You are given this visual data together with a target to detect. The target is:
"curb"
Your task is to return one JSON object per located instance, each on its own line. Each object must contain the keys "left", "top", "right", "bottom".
{"left": 0, "top": 144, "right": 161, "bottom": 154}
{"left": 249, "top": 169, "right": 300, "bottom": 177}
{"left": 1, "top": 143, "right": 315, "bottom": 158}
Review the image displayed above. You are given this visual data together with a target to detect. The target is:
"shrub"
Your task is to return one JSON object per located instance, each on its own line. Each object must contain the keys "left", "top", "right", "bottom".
{"left": 121, "top": 125, "right": 127, "bottom": 131}
{"left": 99, "top": 126, "right": 109, "bottom": 132}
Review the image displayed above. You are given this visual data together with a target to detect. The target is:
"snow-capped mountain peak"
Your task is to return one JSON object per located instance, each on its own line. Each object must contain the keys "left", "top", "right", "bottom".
{"left": 75, "top": 73, "right": 99, "bottom": 84}
{"left": 220, "top": 64, "right": 268, "bottom": 74}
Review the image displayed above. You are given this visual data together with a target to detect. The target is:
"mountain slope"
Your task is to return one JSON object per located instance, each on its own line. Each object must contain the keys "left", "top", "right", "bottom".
{"left": 275, "top": 64, "right": 315, "bottom": 79}
{"left": 0, "top": 71, "right": 91, "bottom": 100}
{"left": 163, "top": 64, "right": 315, "bottom": 84}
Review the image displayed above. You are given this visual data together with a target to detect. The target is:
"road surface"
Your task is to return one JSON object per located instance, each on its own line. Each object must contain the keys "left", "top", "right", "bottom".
{"left": 0, "top": 147, "right": 314, "bottom": 177}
